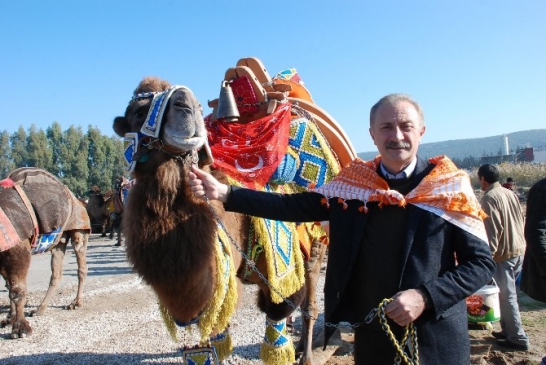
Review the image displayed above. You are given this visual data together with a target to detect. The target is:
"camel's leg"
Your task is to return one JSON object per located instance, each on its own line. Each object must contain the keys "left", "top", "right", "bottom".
{"left": 0, "top": 246, "right": 33, "bottom": 338}
{"left": 109, "top": 218, "right": 115, "bottom": 239}
{"left": 31, "top": 233, "right": 69, "bottom": 316}
{"left": 298, "top": 239, "right": 327, "bottom": 365}
{"left": 101, "top": 220, "right": 107, "bottom": 237}
{"left": 66, "top": 230, "right": 88, "bottom": 309}
{"left": 112, "top": 214, "right": 123, "bottom": 246}
{"left": 116, "top": 222, "right": 123, "bottom": 246}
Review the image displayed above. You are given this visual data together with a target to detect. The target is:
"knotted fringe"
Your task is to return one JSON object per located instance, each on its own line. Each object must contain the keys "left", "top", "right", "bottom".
{"left": 260, "top": 317, "right": 295, "bottom": 365}
{"left": 210, "top": 331, "right": 233, "bottom": 361}
{"left": 159, "top": 303, "right": 178, "bottom": 342}
{"left": 198, "top": 225, "right": 238, "bottom": 341}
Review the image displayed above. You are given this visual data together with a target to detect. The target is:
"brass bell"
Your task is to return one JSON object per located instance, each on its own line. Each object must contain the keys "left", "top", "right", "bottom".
{"left": 216, "top": 80, "right": 240, "bottom": 122}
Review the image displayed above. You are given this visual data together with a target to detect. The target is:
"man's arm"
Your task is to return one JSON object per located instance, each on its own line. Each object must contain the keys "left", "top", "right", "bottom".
{"left": 481, "top": 195, "right": 500, "bottom": 256}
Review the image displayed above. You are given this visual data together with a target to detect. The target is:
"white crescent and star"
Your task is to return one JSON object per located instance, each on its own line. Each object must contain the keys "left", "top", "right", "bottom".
{"left": 235, "top": 156, "right": 264, "bottom": 172}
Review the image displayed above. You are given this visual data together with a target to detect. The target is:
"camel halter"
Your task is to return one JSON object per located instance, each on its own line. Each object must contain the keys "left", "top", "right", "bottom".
{"left": 123, "top": 85, "right": 206, "bottom": 172}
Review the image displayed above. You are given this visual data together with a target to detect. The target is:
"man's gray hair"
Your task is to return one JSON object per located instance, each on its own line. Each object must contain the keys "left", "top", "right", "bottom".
{"left": 369, "top": 93, "right": 425, "bottom": 127}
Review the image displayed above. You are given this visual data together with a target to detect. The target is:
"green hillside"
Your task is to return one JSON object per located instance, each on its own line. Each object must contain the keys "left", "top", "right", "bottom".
{"left": 357, "top": 129, "right": 546, "bottom": 161}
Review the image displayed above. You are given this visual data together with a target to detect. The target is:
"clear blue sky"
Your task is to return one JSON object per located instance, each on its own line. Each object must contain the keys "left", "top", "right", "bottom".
{"left": 1, "top": 1, "right": 545, "bottom": 154}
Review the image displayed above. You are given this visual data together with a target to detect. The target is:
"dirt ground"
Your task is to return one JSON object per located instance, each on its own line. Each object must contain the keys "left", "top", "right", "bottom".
{"left": 1, "top": 233, "right": 545, "bottom": 365}
{"left": 320, "top": 291, "right": 546, "bottom": 365}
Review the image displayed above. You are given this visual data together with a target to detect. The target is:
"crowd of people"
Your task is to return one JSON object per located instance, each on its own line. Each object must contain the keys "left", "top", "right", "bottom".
{"left": 189, "top": 92, "right": 546, "bottom": 364}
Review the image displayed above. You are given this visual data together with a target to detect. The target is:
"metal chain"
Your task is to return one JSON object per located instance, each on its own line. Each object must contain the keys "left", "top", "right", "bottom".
{"left": 368, "top": 298, "right": 419, "bottom": 365}
{"left": 203, "top": 196, "right": 364, "bottom": 330}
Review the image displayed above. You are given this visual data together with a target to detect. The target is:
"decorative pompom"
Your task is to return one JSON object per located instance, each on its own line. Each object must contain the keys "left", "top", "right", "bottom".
{"left": 320, "top": 197, "right": 330, "bottom": 208}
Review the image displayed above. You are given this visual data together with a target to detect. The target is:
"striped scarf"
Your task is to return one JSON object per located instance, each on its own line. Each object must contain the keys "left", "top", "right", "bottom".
{"left": 313, "top": 155, "right": 488, "bottom": 242}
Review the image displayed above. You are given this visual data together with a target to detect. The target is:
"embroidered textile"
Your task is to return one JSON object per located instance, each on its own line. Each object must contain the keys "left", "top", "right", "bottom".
{"left": 180, "top": 346, "right": 219, "bottom": 365}
{"left": 287, "top": 117, "right": 340, "bottom": 189}
{"left": 206, "top": 104, "right": 292, "bottom": 189}
{"left": 250, "top": 209, "right": 306, "bottom": 304}
{"left": 260, "top": 317, "right": 295, "bottom": 365}
{"left": 313, "top": 155, "right": 488, "bottom": 242}
{"left": 32, "top": 227, "right": 63, "bottom": 254}
{"left": 0, "top": 206, "right": 20, "bottom": 252}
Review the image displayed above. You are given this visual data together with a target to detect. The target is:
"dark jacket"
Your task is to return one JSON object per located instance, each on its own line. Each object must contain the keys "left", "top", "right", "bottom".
{"left": 225, "top": 157, "right": 495, "bottom": 364}
{"left": 521, "top": 177, "right": 546, "bottom": 303}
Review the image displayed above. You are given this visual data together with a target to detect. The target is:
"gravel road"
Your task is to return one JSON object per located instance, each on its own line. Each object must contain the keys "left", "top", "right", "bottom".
{"left": 0, "top": 234, "right": 332, "bottom": 365}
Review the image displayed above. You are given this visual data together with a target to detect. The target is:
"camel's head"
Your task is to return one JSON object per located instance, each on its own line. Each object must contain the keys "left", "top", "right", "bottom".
{"left": 113, "top": 77, "right": 211, "bottom": 175}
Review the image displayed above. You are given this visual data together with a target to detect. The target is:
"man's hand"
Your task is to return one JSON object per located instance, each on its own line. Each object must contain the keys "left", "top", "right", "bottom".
{"left": 189, "top": 166, "right": 230, "bottom": 203}
{"left": 384, "top": 289, "right": 427, "bottom": 327}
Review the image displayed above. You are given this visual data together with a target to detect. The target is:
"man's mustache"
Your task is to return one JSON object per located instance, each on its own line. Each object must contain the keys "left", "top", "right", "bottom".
{"left": 386, "top": 141, "right": 410, "bottom": 149}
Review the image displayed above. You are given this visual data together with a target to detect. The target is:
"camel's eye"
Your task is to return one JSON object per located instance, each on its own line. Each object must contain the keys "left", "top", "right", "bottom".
{"left": 173, "top": 99, "right": 190, "bottom": 109}
{"left": 134, "top": 106, "right": 148, "bottom": 119}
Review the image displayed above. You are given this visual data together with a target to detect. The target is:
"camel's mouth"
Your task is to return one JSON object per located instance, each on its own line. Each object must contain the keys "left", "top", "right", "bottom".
{"left": 123, "top": 86, "right": 208, "bottom": 172}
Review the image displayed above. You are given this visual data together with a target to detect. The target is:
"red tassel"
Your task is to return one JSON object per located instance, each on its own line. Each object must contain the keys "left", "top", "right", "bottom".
{"left": 320, "top": 197, "right": 330, "bottom": 208}
{"left": 337, "top": 198, "right": 348, "bottom": 210}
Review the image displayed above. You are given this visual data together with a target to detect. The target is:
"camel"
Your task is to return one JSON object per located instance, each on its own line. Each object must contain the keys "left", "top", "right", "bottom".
{"left": 85, "top": 186, "right": 112, "bottom": 236}
{"left": 0, "top": 167, "right": 91, "bottom": 339}
{"left": 113, "top": 58, "right": 354, "bottom": 365}
{"left": 107, "top": 176, "right": 131, "bottom": 246}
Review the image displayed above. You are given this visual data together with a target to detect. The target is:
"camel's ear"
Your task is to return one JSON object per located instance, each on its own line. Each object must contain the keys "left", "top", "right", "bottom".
{"left": 113, "top": 116, "right": 130, "bottom": 137}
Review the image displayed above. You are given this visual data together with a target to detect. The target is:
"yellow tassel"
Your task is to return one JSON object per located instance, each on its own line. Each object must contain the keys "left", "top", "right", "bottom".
{"left": 158, "top": 302, "right": 178, "bottom": 342}
{"left": 198, "top": 225, "right": 238, "bottom": 341}
{"left": 209, "top": 332, "right": 233, "bottom": 361}
{"left": 260, "top": 339, "right": 296, "bottom": 365}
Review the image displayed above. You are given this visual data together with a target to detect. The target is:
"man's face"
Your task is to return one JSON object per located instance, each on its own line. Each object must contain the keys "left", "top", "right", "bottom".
{"left": 479, "top": 175, "right": 487, "bottom": 191}
{"left": 369, "top": 100, "right": 425, "bottom": 174}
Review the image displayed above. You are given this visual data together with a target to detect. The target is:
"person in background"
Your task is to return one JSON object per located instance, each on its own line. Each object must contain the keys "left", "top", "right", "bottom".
{"left": 502, "top": 177, "right": 517, "bottom": 192}
{"left": 520, "top": 176, "right": 546, "bottom": 304}
{"left": 478, "top": 164, "right": 529, "bottom": 351}
{"left": 190, "top": 93, "right": 495, "bottom": 364}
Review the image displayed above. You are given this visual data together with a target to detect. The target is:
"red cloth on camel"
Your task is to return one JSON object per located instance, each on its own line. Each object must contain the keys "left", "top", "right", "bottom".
{"left": 206, "top": 104, "right": 292, "bottom": 189}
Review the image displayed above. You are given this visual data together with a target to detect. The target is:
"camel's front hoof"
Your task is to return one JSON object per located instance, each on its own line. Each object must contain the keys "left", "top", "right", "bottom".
{"left": 66, "top": 301, "right": 83, "bottom": 310}
{"left": 10, "top": 322, "right": 32, "bottom": 339}
{"left": 10, "top": 332, "right": 28, "bottom": 339}
{"left": 30, "top": 306, "right": 47, "bottom": 317}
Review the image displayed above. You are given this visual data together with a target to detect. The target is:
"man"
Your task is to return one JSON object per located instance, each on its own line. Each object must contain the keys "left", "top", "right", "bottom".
{"left": 502, "top": 177, "right": 517, "bottom": 192}
{"left": 520, "top": 176, "right": 546, "bottom": 304}
{"left": 190, "top": 93, "right": 495, "bottom": 364}
{"left": 478, "top": 164, "right": 529, "bottom": 351}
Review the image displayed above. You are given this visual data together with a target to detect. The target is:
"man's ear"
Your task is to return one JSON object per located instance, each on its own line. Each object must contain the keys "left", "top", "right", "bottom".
{"left": 420, "top": 125, "right": 426, "bottom": 137}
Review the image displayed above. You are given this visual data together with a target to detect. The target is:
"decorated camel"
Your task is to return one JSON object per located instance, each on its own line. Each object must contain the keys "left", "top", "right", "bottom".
{"left": 0, "top": 167, "right": 91, "bottom": 338}
{"left": 112, "top": 57, "right": 355, "bottom": 364}
{"left": 107, "top": 176, "right": 132, "bottom": 246}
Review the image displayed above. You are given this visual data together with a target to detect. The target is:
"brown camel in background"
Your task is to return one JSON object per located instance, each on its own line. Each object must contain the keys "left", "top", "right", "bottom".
{"left": 0, "top": 167, "right": 90, "bottom": 339}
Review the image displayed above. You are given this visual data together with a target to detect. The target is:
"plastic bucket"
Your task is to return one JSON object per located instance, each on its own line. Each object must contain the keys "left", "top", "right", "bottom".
{"left": 466, "top": 284, "right": 501, "bottom": 323}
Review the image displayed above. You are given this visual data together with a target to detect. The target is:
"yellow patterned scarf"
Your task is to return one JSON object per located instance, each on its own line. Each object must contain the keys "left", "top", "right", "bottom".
{"left": 313, "top": 155, "right": 488, "bottom": 242}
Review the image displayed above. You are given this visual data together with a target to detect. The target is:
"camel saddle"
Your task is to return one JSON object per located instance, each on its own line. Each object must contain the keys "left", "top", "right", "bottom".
{"left": 0, "top": 167, "right": 90, "bottom": 252}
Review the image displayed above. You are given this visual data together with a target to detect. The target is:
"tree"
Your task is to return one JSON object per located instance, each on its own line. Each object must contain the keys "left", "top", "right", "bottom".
{"left": 0, "top": 131, "right": 15, "bottom": 177}
{"left": 60, "top": 126, "right": 89, "bottom": 196}
{"left": 27, "top": 124, "right": 53, "bottom": 170}
{"left": 87, "top": 126, "right": 111, "bottom": 190}
{"left": 10, "top": 126, "right": 28, "bottom": 168}
{"left": 46, "top": 122, "right": 64, "bottom": 176}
